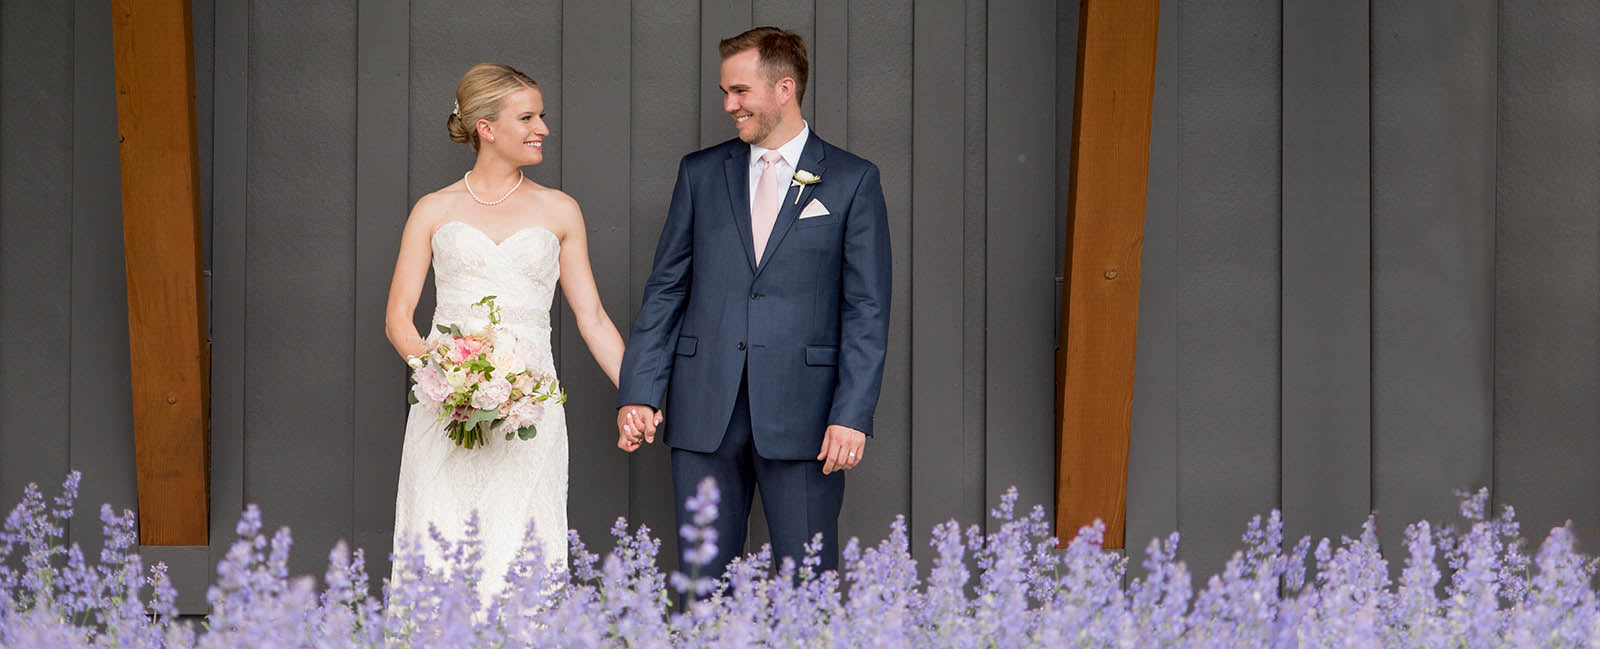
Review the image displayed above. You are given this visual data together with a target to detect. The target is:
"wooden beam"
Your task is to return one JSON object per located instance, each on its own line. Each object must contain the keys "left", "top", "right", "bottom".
{"left": 112, "top": 0, "right": 210, "bottom": 546}
{"left": 1056, "top": 0, "right": 1159, "bottom": 549}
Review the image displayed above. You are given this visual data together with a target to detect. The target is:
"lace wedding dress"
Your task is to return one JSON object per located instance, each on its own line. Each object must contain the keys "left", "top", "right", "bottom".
{"left": 392, "top": 220, "right": 568, "bottom": 604}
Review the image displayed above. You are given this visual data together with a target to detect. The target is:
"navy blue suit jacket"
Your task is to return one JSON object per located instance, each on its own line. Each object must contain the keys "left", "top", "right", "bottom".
{"left": 618, "top": 134, "right": 892, "bottom": 460}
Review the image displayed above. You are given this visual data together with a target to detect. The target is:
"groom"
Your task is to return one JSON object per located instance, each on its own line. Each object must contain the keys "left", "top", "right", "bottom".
{"left": 616, "top": 26, "right": 891, "bottom": 579}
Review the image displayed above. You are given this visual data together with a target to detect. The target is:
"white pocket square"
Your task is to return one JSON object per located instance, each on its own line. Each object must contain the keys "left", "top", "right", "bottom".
{"left": 798, "top": 199, "right": 830, "bottom": 219}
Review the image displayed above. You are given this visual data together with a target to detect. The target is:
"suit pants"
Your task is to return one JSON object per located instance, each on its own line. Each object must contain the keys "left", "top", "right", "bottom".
{"left": 671, "top": 369, "right": 846, "bottom": 582}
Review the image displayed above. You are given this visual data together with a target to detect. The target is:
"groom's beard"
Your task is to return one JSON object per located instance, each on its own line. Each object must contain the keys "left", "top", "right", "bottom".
{"left": 741, "top": 109, "right": 781, "bottom": 145}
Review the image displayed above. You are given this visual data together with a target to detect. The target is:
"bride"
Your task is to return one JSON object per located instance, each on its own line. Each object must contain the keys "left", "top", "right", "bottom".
{"left": 383, "top": 63, "right": 648, "bottom": 603}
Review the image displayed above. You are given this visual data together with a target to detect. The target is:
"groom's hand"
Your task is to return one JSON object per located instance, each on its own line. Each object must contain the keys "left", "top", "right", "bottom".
{"left": 817, "top": 425, "right": 867, "bottom": 474}
{"left": 616, "top": 404, "right": 662, "bottom": 452}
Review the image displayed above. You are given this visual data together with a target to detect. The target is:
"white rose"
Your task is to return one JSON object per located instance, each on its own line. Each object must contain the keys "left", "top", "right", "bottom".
{"left": 512, "top": 373, "right": 536, "bottom": 395}
{"left": 490, "top": 343, "right": 526, "bottom": 378}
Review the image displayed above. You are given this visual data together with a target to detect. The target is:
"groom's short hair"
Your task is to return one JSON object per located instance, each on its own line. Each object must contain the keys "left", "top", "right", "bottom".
{"left": 720, "top": 27, "right": 810, "bottom": 107}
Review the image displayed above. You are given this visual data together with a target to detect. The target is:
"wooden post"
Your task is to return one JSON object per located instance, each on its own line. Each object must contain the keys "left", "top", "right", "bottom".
{"left": 1056, "top": 0, "right": 1160, "bottom": 549}
{"left": 112, "top": 0, "right": 210, "bottom": 546}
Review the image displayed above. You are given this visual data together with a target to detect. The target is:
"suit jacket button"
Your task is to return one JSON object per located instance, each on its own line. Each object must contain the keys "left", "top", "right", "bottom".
{"left": 751, "top": 292, "right": 763, "bottom": 300}
{"left": 737, "top": 341, "right": 746, "bottom": 350}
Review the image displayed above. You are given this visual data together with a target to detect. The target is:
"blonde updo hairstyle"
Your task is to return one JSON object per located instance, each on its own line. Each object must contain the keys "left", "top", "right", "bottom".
{"left": 447, "top": 63, "right": 540, "bottom": 151}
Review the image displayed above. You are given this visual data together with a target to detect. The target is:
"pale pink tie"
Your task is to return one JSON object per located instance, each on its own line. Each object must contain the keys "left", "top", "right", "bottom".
{"left": 751, "top": 151, "right": 784, "bottom": 266}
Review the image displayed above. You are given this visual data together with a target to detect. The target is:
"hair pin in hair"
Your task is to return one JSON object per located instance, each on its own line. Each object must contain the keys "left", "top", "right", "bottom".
{"left": 452, "top": 100, "right": 461, "bottom": 117}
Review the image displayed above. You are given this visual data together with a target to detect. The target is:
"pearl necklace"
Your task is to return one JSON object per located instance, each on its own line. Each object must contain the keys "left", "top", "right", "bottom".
{"left": 463, "top": 171, "right": 524, "bottom": 206}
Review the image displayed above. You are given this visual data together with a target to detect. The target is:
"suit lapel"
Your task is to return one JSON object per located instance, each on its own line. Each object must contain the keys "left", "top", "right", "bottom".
{"left": 724, "top": 147, "right": 758, "bottom": 272}
{"left": 754, "top": 135, "right": 828, "bottom": 279}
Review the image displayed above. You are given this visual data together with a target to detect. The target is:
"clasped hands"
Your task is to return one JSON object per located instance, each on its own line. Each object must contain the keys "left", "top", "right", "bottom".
{"left": 615, "top": 404, "right": 662, "bottom": 453}
{"left": 615, "top": 405, "right": 867, "bottom": 474}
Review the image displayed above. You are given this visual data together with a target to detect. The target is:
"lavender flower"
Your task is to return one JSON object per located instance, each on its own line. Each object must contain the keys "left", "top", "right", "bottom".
{"left": 1127, "top": 532, "right": 1190, "bottom": 648}
{"left": 1382, "top": 519, "right": 1443, "bottom": 649}
{"left": 671, "top": 477, "right": 721, "bottom": 599}
{"left": 4, "top": 472, "right": 1600, "bottom": 649}
{"left": 1507, "top": 523, "right": 1597, "bottom": 648}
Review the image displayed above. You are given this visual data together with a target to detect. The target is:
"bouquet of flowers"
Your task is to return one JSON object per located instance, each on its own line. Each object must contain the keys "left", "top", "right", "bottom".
{"left": 406, "top": 296, "right": 565, "bottom": 449}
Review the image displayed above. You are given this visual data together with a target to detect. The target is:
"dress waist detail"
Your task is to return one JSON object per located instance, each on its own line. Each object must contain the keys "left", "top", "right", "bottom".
{"left": 433, "top": 302, "right": 551, "bottom": 330}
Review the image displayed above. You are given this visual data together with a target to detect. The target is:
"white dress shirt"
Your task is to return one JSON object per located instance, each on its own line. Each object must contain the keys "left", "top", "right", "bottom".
{"left": 748, "top": 122, "right": 811, "bottom": 214}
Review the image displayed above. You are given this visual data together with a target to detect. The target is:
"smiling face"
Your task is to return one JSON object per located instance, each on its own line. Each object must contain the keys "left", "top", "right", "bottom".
{"left": 720, "top": 48, "right": 795, "bottom": 148}
{"left": 478, "top": 87, "right": 549, "bottom": 166}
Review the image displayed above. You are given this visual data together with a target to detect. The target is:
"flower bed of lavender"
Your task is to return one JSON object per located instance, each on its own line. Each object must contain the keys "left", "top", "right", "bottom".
{"left": 3, "top": 471, "right": 1598, "bottom": 648}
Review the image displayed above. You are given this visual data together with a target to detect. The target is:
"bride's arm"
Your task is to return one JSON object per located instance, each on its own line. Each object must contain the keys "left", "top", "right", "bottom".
{"left": 553, "top": 195, "right": 625, "bottom": 389}
{"left": 385, "top": 195, "right": 443, "bottom": 359}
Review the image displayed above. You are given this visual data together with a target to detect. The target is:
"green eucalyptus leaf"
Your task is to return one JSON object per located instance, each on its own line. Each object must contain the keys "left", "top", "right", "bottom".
{"left": 407, "top": 391, "right": 419, "bottom": 405}
{"left": 436, "top": 324, "right": 452, "bottom": 335}
{"left": 463, "top": 407, "right": 498, "bottom": 430}
{"left": 517, "top": 425, "right": 537, "bottom": 441}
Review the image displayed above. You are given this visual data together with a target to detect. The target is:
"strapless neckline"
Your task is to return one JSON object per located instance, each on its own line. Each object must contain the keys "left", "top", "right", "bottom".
{"left": 433, "top": 220, "right": 558, "bottom": 248}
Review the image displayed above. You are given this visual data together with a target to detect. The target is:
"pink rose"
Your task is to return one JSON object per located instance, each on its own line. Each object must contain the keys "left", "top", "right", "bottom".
{"left": 507, "top": 397, "right": 546, "bottom": 429}
{"left": 446, "top": 339, "right": 467, "bottom": 363}
{"left": 412, "top": 365, "right": 451, "bottom": 404}
{"left": 471, "top": 377, "right": 513, "bottom": 410}
{"left": 447, "top": 336, "right": 486, "bottom": 364}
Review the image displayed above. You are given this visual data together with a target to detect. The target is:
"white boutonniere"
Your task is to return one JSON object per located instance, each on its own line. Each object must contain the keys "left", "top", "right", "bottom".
{"left": 790, "top": 169, "right": 821, "bottom": 204}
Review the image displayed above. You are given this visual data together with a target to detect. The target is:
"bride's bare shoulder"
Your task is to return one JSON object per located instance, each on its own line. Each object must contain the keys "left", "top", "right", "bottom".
{"left": 418, "top": 180, "right": 469, "bottom": 210}
{"left": 408, "top": 184, "right": 465, "bottom": 228}
{"left": 526, "top": 184, "right": 583, "bottom": 238}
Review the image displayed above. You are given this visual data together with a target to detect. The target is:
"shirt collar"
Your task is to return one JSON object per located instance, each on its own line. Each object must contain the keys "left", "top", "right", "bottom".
{"left": 750, "top": 121, "right": 810, "bottom": 170}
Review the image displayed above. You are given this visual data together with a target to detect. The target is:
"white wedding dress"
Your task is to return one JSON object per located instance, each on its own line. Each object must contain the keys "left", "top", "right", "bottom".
{"left": 392, "top": 220, "right": 568, "bottom": 604}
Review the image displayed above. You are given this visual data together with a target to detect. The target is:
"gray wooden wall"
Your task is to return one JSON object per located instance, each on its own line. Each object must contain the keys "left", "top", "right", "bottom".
{"left": 1, "top": 0, "right": 1595, "bottom": 603}
{"left": 1126, "top": 0, "right": 1599, "bottom": 578}
{"left": 0, "top": 0, "right": 140, "bottom": 572}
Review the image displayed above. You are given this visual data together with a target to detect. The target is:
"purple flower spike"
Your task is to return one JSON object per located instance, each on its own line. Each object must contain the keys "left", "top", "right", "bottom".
{"left": 6, "top": 473, "right": 1600, "bottom": 648}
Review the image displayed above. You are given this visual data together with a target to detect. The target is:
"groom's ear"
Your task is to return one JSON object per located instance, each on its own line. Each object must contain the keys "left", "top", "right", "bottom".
{"left": 775, "top": 76, "right": 798, "bottom": 105}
